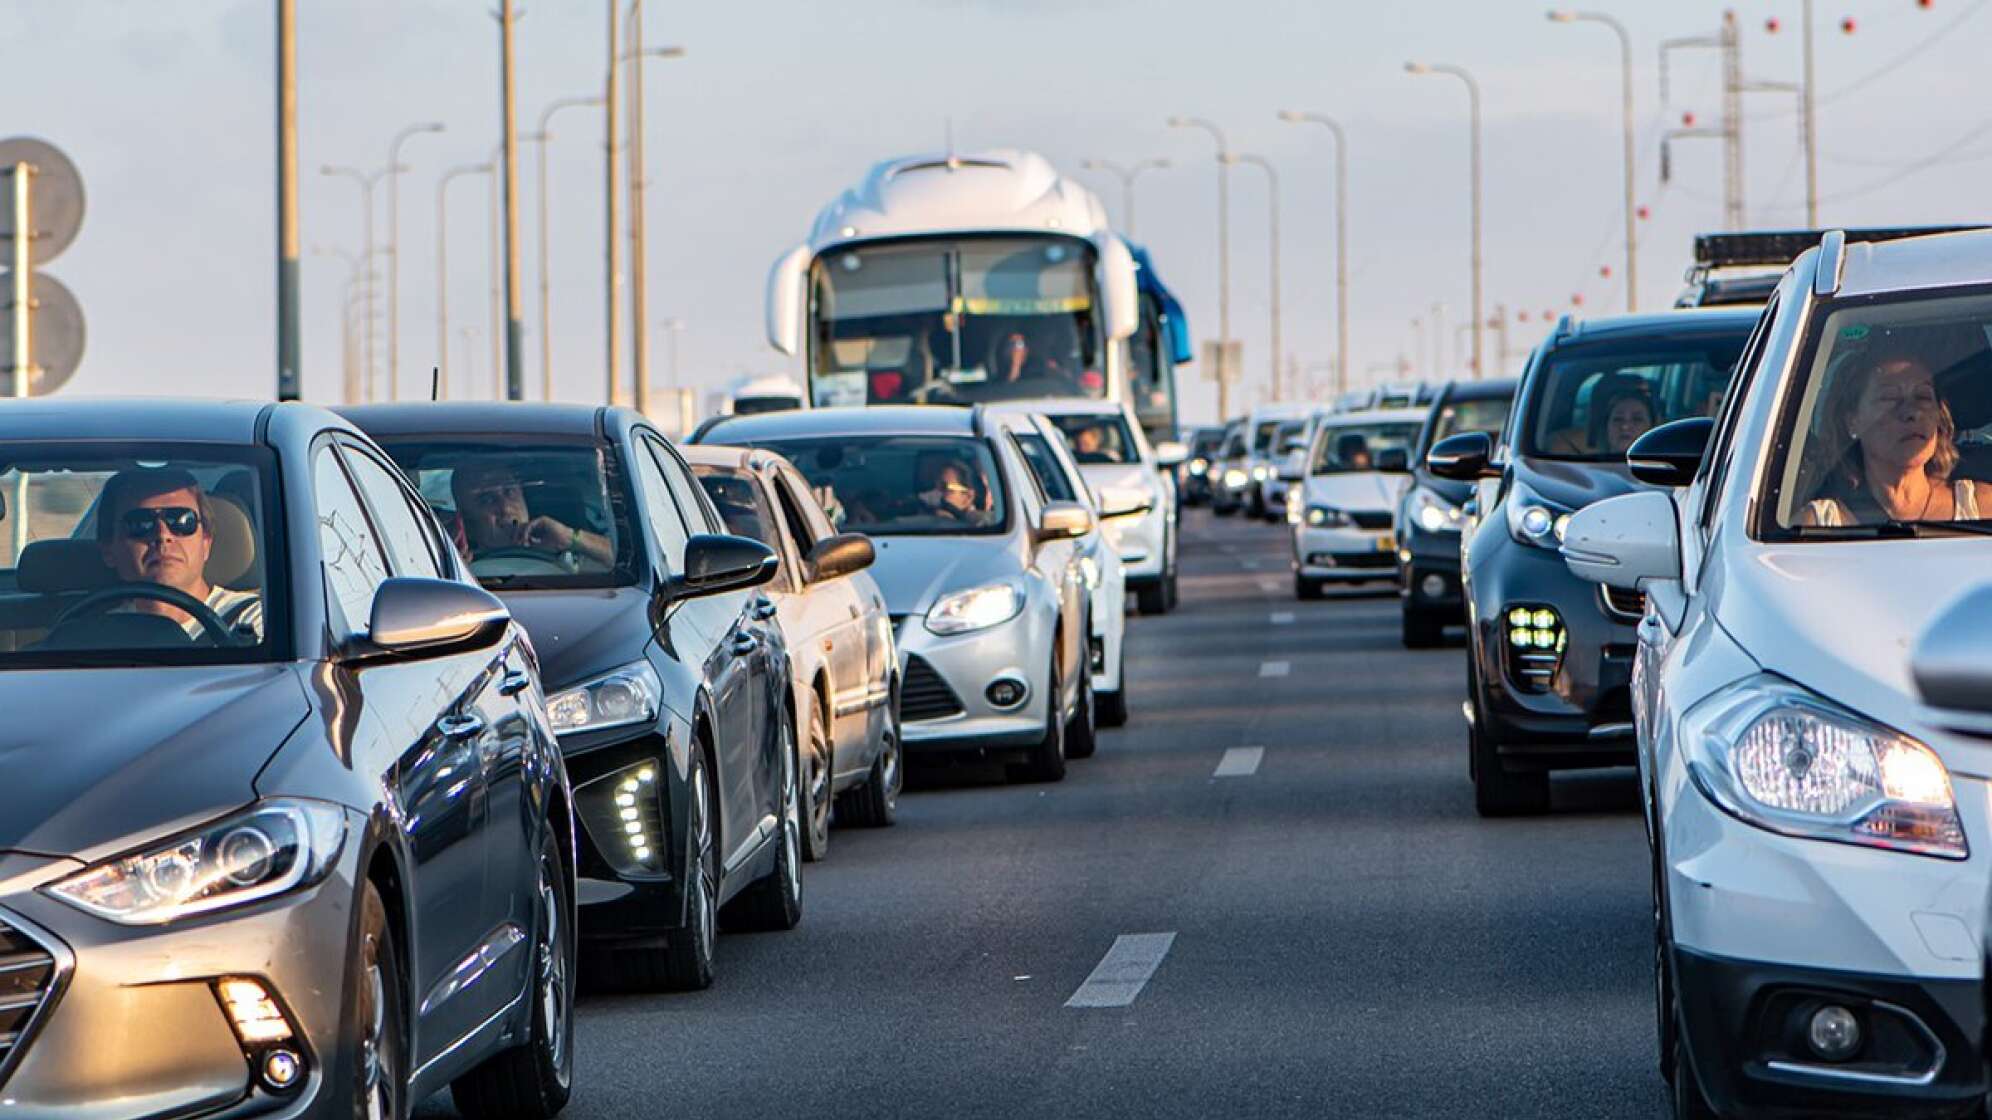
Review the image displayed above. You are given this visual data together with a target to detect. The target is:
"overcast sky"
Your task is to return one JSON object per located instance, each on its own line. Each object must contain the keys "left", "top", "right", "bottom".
{"left": 7, "top": 0, "right": 1989, "bottom": 425}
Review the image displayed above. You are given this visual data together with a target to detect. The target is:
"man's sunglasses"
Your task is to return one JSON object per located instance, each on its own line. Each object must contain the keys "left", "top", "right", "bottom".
{"left": 119, "top": 507, "right": 203, "bottom": 539}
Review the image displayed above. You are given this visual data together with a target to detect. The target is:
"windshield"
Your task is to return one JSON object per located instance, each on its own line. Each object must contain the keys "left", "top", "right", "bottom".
{"left": 372, "top": 438, "right": 637, "bottom": 590}
{"left": 1524, "top": 332, "right": 1748, "bottom": 461}
{"left": 1767, "top": 289, "right": 1992, "bottom": 536}
{"left": 691, "top": 467, "right": 781, "bottom": 547}
{"left": 0, "top": 445, "right": 283, "bottom": 668}
{"left": 808, "top": 235, "right": 1105, "bottom": 408}
{"left": 730, "top": 435, "right": 1008, "bottom": 536}
{"left": 1251, "top": 421, "right": 1283, "bottom": 455}
{"left": 1046, "top": 414, "right": 1138, "bottom": 465}
{"left": 1311, "top": 422, "right": 1421, "bottom": 475}
{"left": 1189, "top": 429, "right": 1226, "bottom": 456}
{"left": 1427, "top": 395, "right": 1512, "bottom": 452}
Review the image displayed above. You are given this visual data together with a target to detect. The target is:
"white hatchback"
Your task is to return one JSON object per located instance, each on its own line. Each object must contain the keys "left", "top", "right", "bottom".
{"left": 1561, "top": 229, "right": 1992, "bottom": 1119}
{"left": 1287, "top": 408, "right": 1424, "bottom": 598}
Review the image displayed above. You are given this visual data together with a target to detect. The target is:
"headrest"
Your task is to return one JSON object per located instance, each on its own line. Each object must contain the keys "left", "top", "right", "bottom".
{"left": 204, "top": 496, "right": 260, "bottom": 591}
{"left": 18, "top": 540, "right": 114, "bottom": 594}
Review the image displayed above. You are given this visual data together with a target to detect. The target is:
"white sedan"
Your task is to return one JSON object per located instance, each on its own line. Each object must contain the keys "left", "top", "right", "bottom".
{"left": 1286, "top": 408, "right": 1425, "bottom": 599}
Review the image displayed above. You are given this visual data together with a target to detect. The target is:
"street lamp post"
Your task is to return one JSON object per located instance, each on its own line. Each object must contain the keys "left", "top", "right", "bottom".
{"left": 604, "top": 0, "right": 622, "bottom": 406}
{"left": 1167, "top": 116, "right": 1232, "bottom": 416}
{"left": 276, "top": 0, "right": 300, "bottom": 401}
{"left": 1405, "top": 62, "right": 1484, "bottom": 379}
{"left": 1276, "top": 111, "right": 1350, "bottom": 399}
{"left": 321, "top": 164, "right": 393, "bottom": 399}
{"left": 1224, "top": 154, "right": 1282, "bottom": 402}
{"left": 1076, "top": 158, "right": 1170, "bottom": 236}
{"left": 1548, "top": 10, "right": 1636, "bottom": 311}
{"left": 385, "top": 121, "right": 445, "bottom": 400}
{"left": 437, "top": 163, "right": 492, "bottom": 401}
{"left": 536, "top": 95, "right": 605, "bottom": 401}
{"left": 498, "top": 0, "right": 526, "bottom": 401}
{"left": 623, "top": 2, "right": 687, "bottom": 418}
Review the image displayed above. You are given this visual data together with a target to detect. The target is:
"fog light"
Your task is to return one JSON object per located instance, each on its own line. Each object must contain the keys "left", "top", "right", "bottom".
{"left": 986, "top": 679, "right": 1027, "bottom": 709}
{"left": 1503, "top": 604, "right": 1566, "bottom": 691}
{"left": 1420, "top": 574, "right": 1446, "bottom": 599}
{"left": 215, "top": 977, "right": 294, "bottom": 1044}
{"left": 577, "top": 762, "right": 666, "bottom": 876}
{"left": 1806, "top": 1005, "right": 1863, "bottom": 1061}
{"left": 261, "top": 1048, "right": 303, "bottom": 1091}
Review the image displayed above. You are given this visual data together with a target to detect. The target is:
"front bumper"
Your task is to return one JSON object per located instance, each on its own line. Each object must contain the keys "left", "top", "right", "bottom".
{"left": 1292, "top": 522, "right": 1398, "bottom": 581}
{"left": 557, "top": 721, "right": 690, "bottom": 943}
{"left": 0, "top": 831, "right": 367, "bottom": 1119}
{"left": 1666, "top": 774, "right": 1992, "bottom": 1117}
{"left": 894, "top": 611, "right": 1053, "bottom": 758}
{"left": 1398, "top": 522, "right": 1465, "bottom": 616}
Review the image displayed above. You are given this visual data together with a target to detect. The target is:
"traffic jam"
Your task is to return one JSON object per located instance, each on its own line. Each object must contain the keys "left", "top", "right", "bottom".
{"left": 7, "top": 5, "right": 1992, "bottom": 1119}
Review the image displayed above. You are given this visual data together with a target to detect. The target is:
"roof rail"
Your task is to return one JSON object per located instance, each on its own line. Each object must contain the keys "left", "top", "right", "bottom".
{"left": 1552, "top": 313, "right": 1580, "bottom": 342}
{"left": 1814, "top": 230, "right": 1847, "bottom": 298}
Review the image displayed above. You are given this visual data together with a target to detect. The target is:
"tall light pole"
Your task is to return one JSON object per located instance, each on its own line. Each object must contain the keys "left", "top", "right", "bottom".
{"left": 1167, "top": 116, "right": 1231, "bottom": 416}
{"left": 321, "top": 164, "right": 393, "bottom": 399}
{"left": 536, "top": 94, "right": 605, "bottom": 401}
{"left": 276, "top": 0, "right": 300, "bottom": 401}
{"left": 1278, "top": 111, "right": 1349, "bottom": 398}
{"left": 437, "top": 162, "right": 492, "bottom": 401}
{"left": 604, "top": 0, "right": 623, "bottom": 406}
{"left": 1405, "top": 62, "right": 1484, "bottom": 379}
{"left": 385, "top": 121, "right": 445, "bottom": 400}
{"left": 1077, "top": 157, "right": 1170, "bottom": 236}
{"left": 1224, "top": 154, "right": 1282, "bottom": 402}
{"left": 1548, "top": 11, "right": 1637, "bottom": 311}
{"left": 660, "top": 317, "right": 685, "bottom": 433}
{"left": 498, "top": 0, "right": 526, "bottom": 400}
{"left": 312, "top": 244, "right": 362, "bottom": 402}
{"left": 624, "top": 3, "right": 687, "bottom": 418}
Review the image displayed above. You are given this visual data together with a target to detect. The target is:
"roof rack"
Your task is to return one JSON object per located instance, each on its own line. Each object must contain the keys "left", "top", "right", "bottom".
{"left": 1692, "top": 226, "right": 1986, "bottom": 270}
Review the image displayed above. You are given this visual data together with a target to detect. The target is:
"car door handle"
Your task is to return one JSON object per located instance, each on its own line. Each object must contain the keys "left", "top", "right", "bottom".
{"left": 437, "top": 713, "right": 486, "bottom": 740}
{"left": 497, "top": 668, "right": 532, "bottom": 696}
{"left": 730, "top": 633, "right": 761, "bottom": 656}
{"left": 751, "top": 596, "right": 778, "bottom": 621}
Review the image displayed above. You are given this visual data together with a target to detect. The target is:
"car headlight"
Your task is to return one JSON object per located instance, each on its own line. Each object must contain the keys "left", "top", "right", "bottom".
{"left": 926, "top": 581, "right": 1024, "bottom": 635}
{"left": 1684, "top": 675, "right": 1967, "bottom": 860}
{"left": 1188, "top": 457, "right": 1209, "bottom": 476}
{"left": 1251, "top": 465, "right": 1270, "bottom": 482}
{"left": 1222, "top": 468, "right": 1248, "bottom": 488}
{"left": 1505, "top": 482, "right": 1573, "bottom": 549}
{"left": 546, "top": 660, "right": 662, "bottom": 736}
{"left": 47, "top": 800, "right": 348, "bottom": 925}
{"left": 1305, "top": 505, "right": 1351, "bottom": 528}
{"left": 1407, "top": 486, "right": 1466, "bottom": 534}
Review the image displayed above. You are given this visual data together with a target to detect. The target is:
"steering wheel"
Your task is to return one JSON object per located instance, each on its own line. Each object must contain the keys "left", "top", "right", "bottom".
{"left": 53, "top": 583, "right": 242, "bottom": 646}
{"left": 470, "top": 547, "right": 574, "bottom": 577}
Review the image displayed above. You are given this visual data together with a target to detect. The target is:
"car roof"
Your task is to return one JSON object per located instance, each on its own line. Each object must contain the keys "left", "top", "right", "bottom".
{"left": 696, "top": 405, "right": 980, "bottom": 443}
{"left": 0, "top": 398, "right": 329, "bottom": 443}
{"left": 981, "top": 397, "right": 1127, "bottom": 419}
{"left": 1834, "top": 227, "right": 1992, "bottom": 298}
{"left": 337, "top": 401, "right": 614, "bottom": 438}
{"left": 1552, "top": 306, "right": 1761, "bottom": 345}
{"left": 1321, "top": 406, "right": 1429, "bottom": 427}
{"left": 1246, "top": 402, "right": 1316, "bottom": 421}
{"left": 1437, "top": 378, "right": 1518, "bottom": 402}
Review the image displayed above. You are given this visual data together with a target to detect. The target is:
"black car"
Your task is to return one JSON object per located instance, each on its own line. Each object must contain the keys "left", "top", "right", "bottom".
{"left": 1177, "top": 426, "right": 1226, "bottom": 506}
{"left": 0, "top": 400, "right": 575, "bottom": 1119}
{"left": 1427, "top": 309, "right": 1756, "bottom": 816}
{"left": 1395, "top": 378, "right": 1516, "bottom": 647}
{"left": 345, "top": 404, "right": 799, "bottom": 992}
{"left": 1209, "top": 419, "right": 1249, "bottom": 516}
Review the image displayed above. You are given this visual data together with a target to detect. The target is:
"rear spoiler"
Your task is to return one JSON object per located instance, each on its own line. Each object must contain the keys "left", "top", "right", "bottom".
{"left": 1691, "top": 226, "right": 1988, "bottom": 271}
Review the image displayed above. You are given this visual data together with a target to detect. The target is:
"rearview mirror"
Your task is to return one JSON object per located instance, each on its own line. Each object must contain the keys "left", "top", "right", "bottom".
{"left": 1559, "top": 491, "right": 1680, "bottom": 590}
{"left": 674, "top": 533, "right": 779, "bottom": 599}
{"left": 1376, "top": 448, "right": 1411, "bottom": 474}
{"left": 1911, "top": 584, "right": 1992, "bottom": 737}
{"left": 765, "top": 244, "right": 809, "bottom": 356}
{"left": 1152, "top": 440, "right": 1189, "bottom": 468}
{"left": 1627, "top": 417, "right": 1714, "bottom": 487}
{"left": 1426, "top": 431, "right": 1498, "bottom": 481}
{"left": 1035, "top": 500, "right": 1095, "bottom": 542}
{"left": 367, "top": 577, "right": 510, "bottom": 655}
{"left": 1096, "top": 235, "right": 1140, "bottom": 342}
{"left": 806, "top": 532, "right": 875, "bottom": 583}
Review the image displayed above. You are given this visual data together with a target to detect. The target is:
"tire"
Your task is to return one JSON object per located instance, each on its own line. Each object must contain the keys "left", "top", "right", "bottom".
{"left": 727, "top": 714, "right": 804, "bottom": 932}
{"left": 1164, "top": 560, "right": 1180, "bottom": 610}
{"left": 1401, "top": 606, "right": 1444, "bottom": 649}
{"left": 1064, "top": 660, "right": 1098, "bottom": 760}
{"left": 1294, "top": 573, "right": 1323, "bottom": 601}
{"left": 1470, "top": 688, "right": 1551, "bottom": 818}
{"left": 1096, "top": 645, "right": 1128, "bottom": 728}
{"left": 837, "top": 684, "right": 901, "bottom": 828}
{"left": 452, "top": 831, "right": 575, "bottom": 1120}
{"left": 1008, "top": 655, "right": 1067, "bottom": 783}
{"left": 800, "top": 700, "right": 832, "bottom": 863}
{"left": 1135, "top": 581, "right": 1168, "bottom": 615}
{"left": 351, "top": 882, "right": 406, "bottom": 1120}
{"left": 1213, "top": 503, "right": 1236, "bottom": 518}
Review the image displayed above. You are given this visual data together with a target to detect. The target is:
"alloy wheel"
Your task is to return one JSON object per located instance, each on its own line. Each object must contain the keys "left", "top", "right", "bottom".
{"left": 691, "top": 764, "right": 716, "bottom": 963}
{"left": 537, "top": 865, "right": 570, "bottom": 1082}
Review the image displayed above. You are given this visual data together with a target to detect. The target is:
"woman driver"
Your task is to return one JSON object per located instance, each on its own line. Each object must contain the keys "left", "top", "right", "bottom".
{"left": 1801, "top": 346, "right": 1990, "bottom": 525}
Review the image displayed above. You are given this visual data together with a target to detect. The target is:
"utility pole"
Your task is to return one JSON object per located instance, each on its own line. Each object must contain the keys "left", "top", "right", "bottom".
{"left": 623, "top": 2, "right": 687, "bottom": 419}
{"left": 1277, "top": 111, "right": 1350, "bottom": 398}
{"left": 1226, "top": 154, "right": 1281, "bottom": 402}
{"left": 604, "top": 0, "right": 622, "bottom": 406}
{"left": 385, "top": 121, "right": 445, "bottom": 401}
{"left": 437, "top": 163, "right": 491, "bottom": 401}
{"left": 499, "top": 0, "right": 525, "bottom": 401}
{"left": 1801, "top": 0, "right": 1818, "bottom": 226}
{"left": 1661, "top": 15, "right": 1744, "bottom": 230}
{"left": 1405, "top": 62, "right": 1484, "bottom": 378}
{"left": 537, "top": 95, "right": 604, "bottom": 402}
{"left": 276, "top": 0, "right": 300, "bottom": 401}
{"left": 1548, "top": 11, "right": 1637, "bottom": 311}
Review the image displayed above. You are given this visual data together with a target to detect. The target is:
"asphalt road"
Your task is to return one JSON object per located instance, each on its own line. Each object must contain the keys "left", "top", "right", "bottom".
{"left": 421, "top": 509, "right": 1667, "bottom": 1119}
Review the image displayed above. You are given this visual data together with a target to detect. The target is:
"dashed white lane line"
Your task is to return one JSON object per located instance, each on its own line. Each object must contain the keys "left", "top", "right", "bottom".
{"left": 1270, "top": 611, "right": 1295, "bottom": 625}
{"left": 1065, "top": 932, "right": 1178, "bottom": 1008}
{"left": 1257, "top": 578, "right": 1281, "bottom": 594}
{"left": 1213, "top": 746, "right": 1264, "bottom": 778}
{"left": 1240, "top": 560, "right": 1261, "bottom": 571}
{"left": 1259, "top": 660, "right": 1291, "bottom": 678}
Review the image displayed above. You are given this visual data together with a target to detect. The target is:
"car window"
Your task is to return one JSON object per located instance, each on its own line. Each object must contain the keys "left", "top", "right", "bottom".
{"left": 313, "top": 447, "right": 391, "bottom": 636}
{"left": 692, "top": 466, "right": 781, "bottom": 548}
{"left": 728, "top": 435, "right": 1009, "bottom": 536}
{"left": 1426, "top": 395, "right": 1512, "bottom": 452}
{"left": 649, "top": 438, "right": 719, "bottom": 535}
{"left": 767, "top": 470, "right": 824, "bottom": 553}
{"left": 1310, "top": 422, "right": 1420, "bottom": 474}
{"left": 1700, "top": 294, "right": 1781, "bottom": 535}
{"left": 1523, "top": 332, "right": 1749, "bottom": 461}
{"left": 339, "top": 444, "right": 444, "bottom": 579}
{"left": 777, "top": 465, "right": 839, "bottom": 543}
{"left": 629, "top": 438, "right": 692, "bottom": 575}
{"left": 1045, "top": 414, "right": 1137, "bottom": 465}
{"left": 1013, "top": 433, "right": 1080, "bottom": 502}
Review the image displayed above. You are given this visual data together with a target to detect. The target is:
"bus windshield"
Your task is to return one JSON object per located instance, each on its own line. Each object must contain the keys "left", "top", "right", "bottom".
{"left": 807, "top": 234, "right": 1105, "bottom": 408}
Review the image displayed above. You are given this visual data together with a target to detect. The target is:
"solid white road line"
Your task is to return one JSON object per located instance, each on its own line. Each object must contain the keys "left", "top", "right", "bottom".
{"left": 1213, "top": 746, "right": 1264, "bottom": 778}
{"left": 1270, "top": 611, "right": 1294, "bottom": 625}
{"left": 1259, "top": 660, "right": 1290, "bottom": 678}
{"left": 1065, "top": 932, "right": 1178, "bottom": 1009}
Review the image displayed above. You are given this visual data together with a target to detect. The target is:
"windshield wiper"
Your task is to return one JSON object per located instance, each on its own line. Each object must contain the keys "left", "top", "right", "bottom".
{"left": 1786, "top": 521, "right": 1927, "bottom": 540}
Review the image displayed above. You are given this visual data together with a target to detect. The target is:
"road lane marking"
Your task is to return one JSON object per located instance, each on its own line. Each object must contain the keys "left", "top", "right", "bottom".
{"left": 1213, "top": 746, "right": 1264, "bottom": 778}
{"left": 1270, "top": 611, "right": 1294, "bottom": 625}
{"left": 1065, "top": 932, "right": 1177, "bottom": 1008}
{"left": 1257, "top": 578, "right": 1281, "bottom": 593}
{"left": 1259, "top": 660, "right": 1290, "bottom": 678}
{"left": 1240, "top": 560, "right": 1261, "bottom": 570}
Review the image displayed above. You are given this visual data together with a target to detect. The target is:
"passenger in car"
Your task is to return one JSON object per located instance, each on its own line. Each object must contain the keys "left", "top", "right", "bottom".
{"left": 1800, "top": 347, "right": 1991, "bottom": 525}
{"left": 1548, "top": 376, "right": 1656, "bottom": 456}
{"left": 96, "top": 468, "right": 264, "bottom": 641}
{"left": 450, "top": 458, "right": 615, "bottom": 567}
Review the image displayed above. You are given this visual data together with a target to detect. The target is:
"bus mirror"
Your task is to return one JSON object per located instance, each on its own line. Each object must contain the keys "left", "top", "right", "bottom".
{"left": 1097, "top": 235, "right": 1140, "bottom": 342}
{"left": 766, "top": 244, "right": 809, "bottom": 356}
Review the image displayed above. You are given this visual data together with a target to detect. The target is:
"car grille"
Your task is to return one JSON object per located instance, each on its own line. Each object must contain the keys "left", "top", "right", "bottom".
{"left": 1600, "top": 585, "right": 1646, "bottom": 620}
{"left": 0, "top": 916, "right": 59, "bottom": 1079}
{"left": 901, "top": 654, "right": 965, "bottom": 722}
{"left": 1349, "top": 510, "right": 1393, "bottom": 530}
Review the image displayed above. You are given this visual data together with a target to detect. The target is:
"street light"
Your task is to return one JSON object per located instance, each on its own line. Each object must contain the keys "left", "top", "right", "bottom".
{"left": 536, "top": 94, "right": 605, "bottom": 401}
{"left": 321, "top": 164, "right": 395, "bottom": 399}
{"left": 1404, "top": 62, "right": 1485, "bottom": 378}
{"left": 1076, "top": 158, "right": 1170, "bottom": 236}
{"left": 1222, "top": 154, "right": 1282, "bottom": 402}
{"left": 1548, "top": 11, "right": 1636, "bottom": 311}
{"left": 436, "top": 162, "right": 493, "bottom": 401}
{"left": 1167, "top": 116, "right": 1232, "bottom": 415}
{"left": 385, "top": 121, "right": 446, "bottom": 400}
{"left": 1277, "top": 110, "right": 1350, "bottom": 398}
{"left": 623, "top": 8, "right": 688, "bottom": 418}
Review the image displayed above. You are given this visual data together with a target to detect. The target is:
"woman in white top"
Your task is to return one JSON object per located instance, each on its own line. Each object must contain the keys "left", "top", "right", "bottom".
{"left": 1800, "top": 348, "right": 1990, "bottom": 527}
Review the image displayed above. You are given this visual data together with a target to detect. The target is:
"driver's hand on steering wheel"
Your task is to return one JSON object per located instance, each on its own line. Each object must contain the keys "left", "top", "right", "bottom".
{"left": 523, "top": 515, "right": 576, "bottom": 552}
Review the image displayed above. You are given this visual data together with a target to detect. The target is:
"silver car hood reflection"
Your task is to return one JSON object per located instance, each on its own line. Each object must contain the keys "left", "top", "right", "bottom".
{"left": 866, "top": 534, "right": 1028, "bottom": 617}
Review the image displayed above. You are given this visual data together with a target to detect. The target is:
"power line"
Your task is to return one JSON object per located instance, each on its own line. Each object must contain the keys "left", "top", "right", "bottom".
{"left": 1820, "top": 0, "right": 1989, "bottom": 105}
{"left": 1816, "top": 115, "right": 1992, "bottom": 203}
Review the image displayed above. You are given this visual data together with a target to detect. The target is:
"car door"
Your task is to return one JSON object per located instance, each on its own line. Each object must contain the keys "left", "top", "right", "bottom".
{"left": 784, "top": 462, "right": 892, "bottom": 769}
{"left": 1001, "top": 426, "right": 1084, "bottom": 706}
{"left": 312, "top": 440, "right": 511, "bottom": 1062}
{"left": 765, "top": 465, "right": 867, "bottom": 772}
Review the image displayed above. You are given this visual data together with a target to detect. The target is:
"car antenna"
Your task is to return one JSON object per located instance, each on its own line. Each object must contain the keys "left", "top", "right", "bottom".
{"left": 430, "top": 366, "right": 440, "bottom": 402}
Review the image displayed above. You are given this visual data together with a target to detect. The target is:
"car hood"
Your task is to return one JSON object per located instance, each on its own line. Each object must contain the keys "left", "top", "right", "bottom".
{"left": 1302, "top": 472, "right": 1405, "bottom": 514}
{"left": 1514, "top": 456, "right": 1646, "bottom": 511}
{"left": 866, "top": 534, "right": 1027, "bottom": 616}
{"left": 1721, "top": 540, "right": 1992, "bottom": 775}
{"left": 0, "top": 664, "right": 311, "bottom": 861}
{"left": 497, "top": 586, "right": 655, "bottom": 692}
{"left": 1079, "top": 464, "right": 1154, "bottom": 500}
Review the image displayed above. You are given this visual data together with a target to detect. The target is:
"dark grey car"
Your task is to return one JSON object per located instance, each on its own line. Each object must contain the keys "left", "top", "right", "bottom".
{"left": 0, "top": 400, "right": 576, "bottom": 1119}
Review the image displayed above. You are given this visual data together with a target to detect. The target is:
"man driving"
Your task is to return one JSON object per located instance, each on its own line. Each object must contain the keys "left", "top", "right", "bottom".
{"left": 450, "top": 458, "right": 614, "bottom": 568}
{"left": 96, "top": 468, "right": 264, "bottom": 641}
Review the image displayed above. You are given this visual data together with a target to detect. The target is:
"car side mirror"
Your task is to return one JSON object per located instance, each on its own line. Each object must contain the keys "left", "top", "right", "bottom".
{"left": 672, "top": 533, "right": 779, "bottom": 600}
{"left": 1152, "top": 440, "right": 1189, "bottom": 468}
{"left": 1626, "top": 417, "right": 1714, "bottom": 487}
{"left": 765, "top": 244, "right": 809, "bottom": 356}
{"left": 1426, "top": 431, "right": 1498, "bottom": 481}
{"left": 806, "top": 532, "right": 874, "bottom": 583}
{"left": 1559, "top": 491, "right": 1681, "bottom": 590}
{"left": 1911, "top": 584, "right": 1992, "bottom": 737}
{"left": 1035, "top": 500, "right": 1095, "bottom": 542}
{"left": 366, "top": 577, "right": 510, "bottom": 656}
{"left": 1376, "top": 448, "right": 1411, "bottom": 474}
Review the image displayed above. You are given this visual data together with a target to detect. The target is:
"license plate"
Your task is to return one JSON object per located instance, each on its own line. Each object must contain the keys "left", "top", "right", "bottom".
{"left": 1375, "top": 534, "right": 1396, "bottom": 552}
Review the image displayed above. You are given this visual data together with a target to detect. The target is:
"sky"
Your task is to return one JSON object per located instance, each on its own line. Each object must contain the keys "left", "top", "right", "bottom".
{"left": 6, "top": 0, "right": 1990, "bottom": 426}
